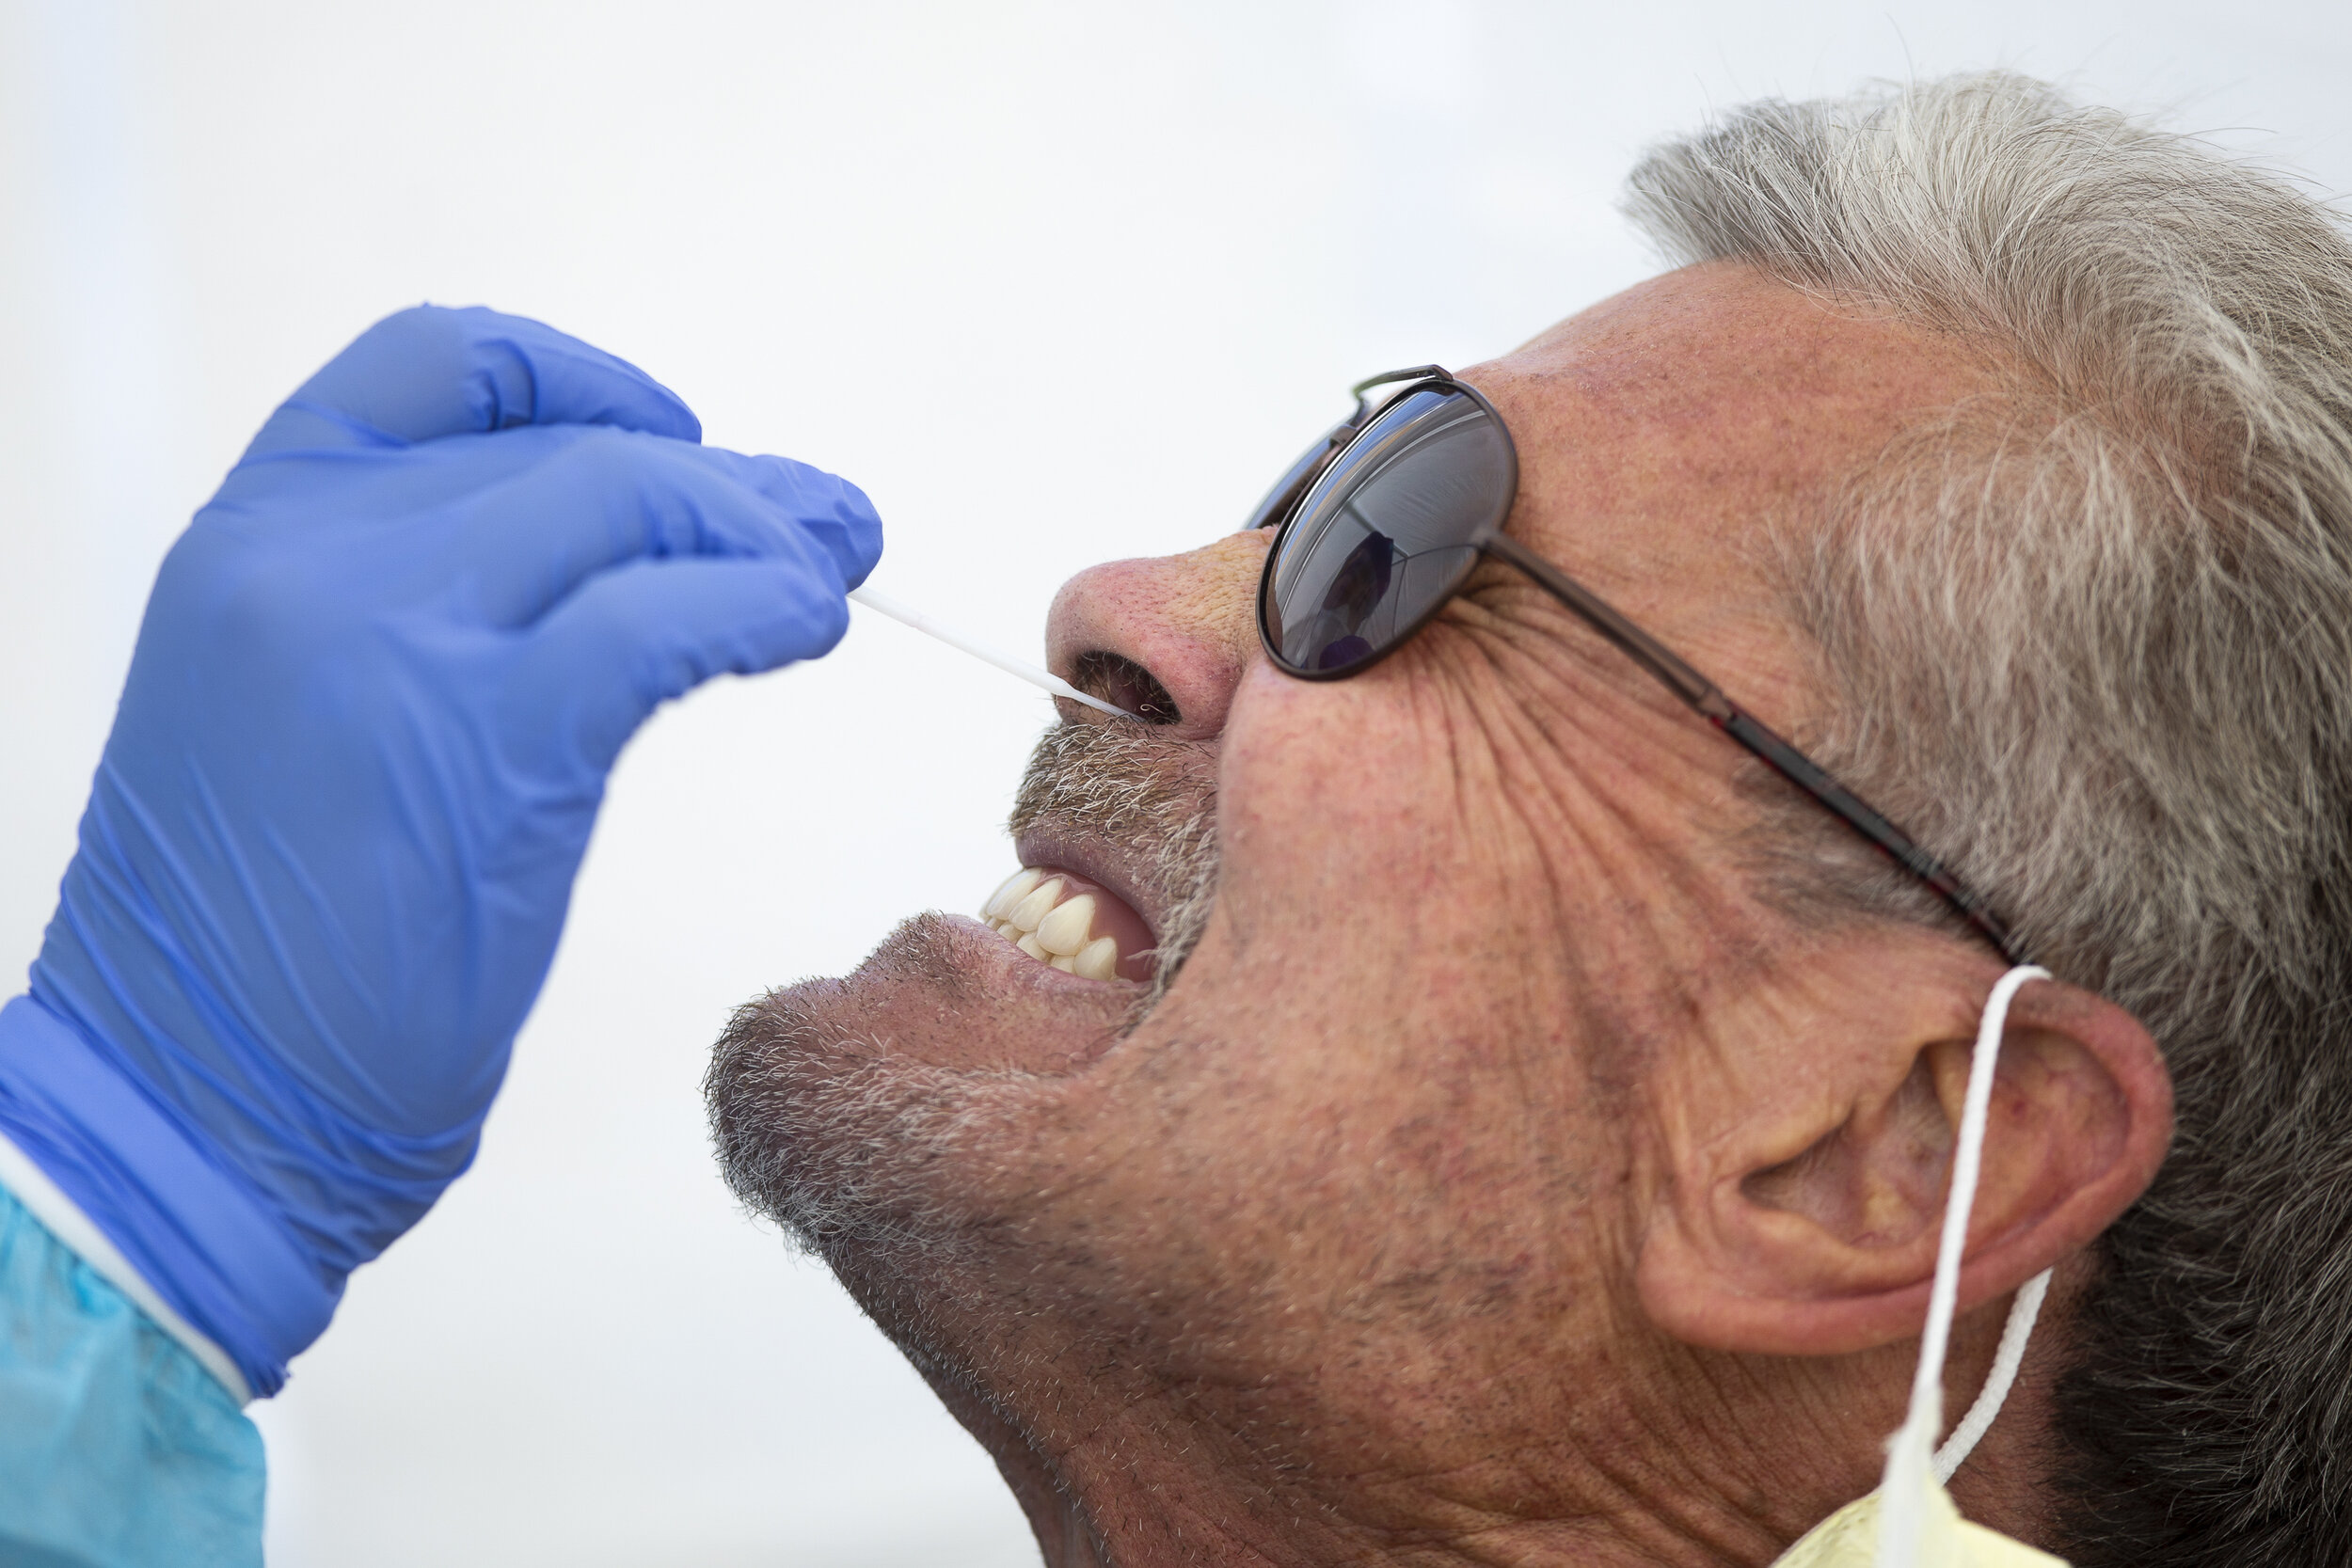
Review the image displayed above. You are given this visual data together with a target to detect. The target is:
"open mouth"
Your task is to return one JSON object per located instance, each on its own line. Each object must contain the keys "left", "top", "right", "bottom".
{"left": 980, "top": 866, "right": 1157, "bottom": 984}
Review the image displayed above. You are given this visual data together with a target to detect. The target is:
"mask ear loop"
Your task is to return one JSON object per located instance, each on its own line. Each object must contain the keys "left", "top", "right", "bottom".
{"left": 1931, "top": 1267, "right": 2051, "bottom": 1481}
{"left": 1876, "top": 963, "right": 2052, "bottom": 1567}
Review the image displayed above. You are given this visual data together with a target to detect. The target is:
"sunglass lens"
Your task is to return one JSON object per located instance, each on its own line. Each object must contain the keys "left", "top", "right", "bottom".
{"left": 1260, "top": 386, "right": 1513, "bottom": 676}
{"left": 1245, "top": 422, "right": 1353, "bottom": 532}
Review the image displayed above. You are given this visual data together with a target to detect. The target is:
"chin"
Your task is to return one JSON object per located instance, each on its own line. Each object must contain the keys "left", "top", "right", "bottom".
{"left": 703, "top": 719, "right": 1228, "bottom": 1416}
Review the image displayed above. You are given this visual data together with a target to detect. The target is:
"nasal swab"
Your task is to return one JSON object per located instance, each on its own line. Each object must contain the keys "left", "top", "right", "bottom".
{"left": 849, "top": 585, "right": 1136, "bottom": 720}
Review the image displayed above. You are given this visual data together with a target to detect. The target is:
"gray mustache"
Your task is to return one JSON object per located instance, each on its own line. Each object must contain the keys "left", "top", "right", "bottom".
{"left": 1009, "top": 721, "right": 1220, "bottom": 1021}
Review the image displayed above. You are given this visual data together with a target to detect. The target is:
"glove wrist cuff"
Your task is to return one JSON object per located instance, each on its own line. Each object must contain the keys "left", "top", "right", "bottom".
{"left": 0, "top": 993, "right": 338, "bottom": 1396}
{"left": 0, "top": 1129, "right": 250, "bottom": 1401}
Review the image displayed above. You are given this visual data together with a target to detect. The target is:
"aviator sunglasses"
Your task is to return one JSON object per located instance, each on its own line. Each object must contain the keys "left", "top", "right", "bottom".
{"left": 1248, "top": 366, "right": 2024, "bottom": 964}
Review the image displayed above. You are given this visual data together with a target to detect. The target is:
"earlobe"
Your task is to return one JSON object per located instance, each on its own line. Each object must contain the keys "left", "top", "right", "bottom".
{"left": 1636, "top": 969, "right": 2172, "bottom": 1357}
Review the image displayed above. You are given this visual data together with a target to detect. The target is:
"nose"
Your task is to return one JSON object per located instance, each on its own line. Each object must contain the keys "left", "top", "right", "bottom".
{"left": 1045, "top": 530, "right": 1271, "bottom": 741}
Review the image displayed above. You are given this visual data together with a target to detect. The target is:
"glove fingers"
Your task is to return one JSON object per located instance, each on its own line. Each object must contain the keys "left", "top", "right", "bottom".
{"left": 644, "top": 444, "right": 884, "bottom": 589}
{"left": 242, "top": 306, "right": 701, "bottom": 460}
{"left": 506, "top": 555, "right": 854, "bottom": 774}
{"left": 454, "top": 429, "right": 874, "bottom": 629}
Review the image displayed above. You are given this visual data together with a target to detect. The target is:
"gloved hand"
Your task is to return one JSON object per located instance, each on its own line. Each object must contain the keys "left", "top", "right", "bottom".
{"left": 0, "top": 306, "right": 881, "bottom": 1396}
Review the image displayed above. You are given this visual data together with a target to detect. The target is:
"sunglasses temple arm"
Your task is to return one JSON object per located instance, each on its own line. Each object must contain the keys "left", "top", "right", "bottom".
{"left": 1479, "top": 532, "right": 2025, "bottom": 964}
{"left": 1480, "top": 533, "right": 1726, "bottom": 713}
{"left": 1716, "top": 710, "right": 2026, "bottom": 963}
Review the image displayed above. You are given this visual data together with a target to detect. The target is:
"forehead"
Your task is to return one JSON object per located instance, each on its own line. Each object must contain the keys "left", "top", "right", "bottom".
{"left": 1464, "top": 262, "right": 2000, "bottom": 632}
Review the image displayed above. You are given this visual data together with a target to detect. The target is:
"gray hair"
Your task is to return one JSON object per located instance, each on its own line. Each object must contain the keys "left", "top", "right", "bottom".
{"left": 1624, "top": 73, "right": 2352, "bottom": 1563}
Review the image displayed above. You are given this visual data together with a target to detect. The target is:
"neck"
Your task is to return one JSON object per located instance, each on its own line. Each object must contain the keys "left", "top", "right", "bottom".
{"left": 833, "top": 1208, "right": 2074, "bottom": 1568}
{"left": 910, "top": 1350, "right": 1877, "bottom": 1567}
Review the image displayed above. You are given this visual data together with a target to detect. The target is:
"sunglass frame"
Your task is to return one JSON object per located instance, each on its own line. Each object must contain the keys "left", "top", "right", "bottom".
{"left": 1250, "top": 367, "right": 2026, "bottom": 964}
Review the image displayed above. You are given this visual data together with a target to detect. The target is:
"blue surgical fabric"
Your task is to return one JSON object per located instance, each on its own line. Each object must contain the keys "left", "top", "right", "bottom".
{"left": 0, "top": 1180, "right": 262, "bottom": 1566}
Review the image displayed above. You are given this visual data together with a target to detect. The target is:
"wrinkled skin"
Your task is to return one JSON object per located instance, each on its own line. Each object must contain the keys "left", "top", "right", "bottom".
{"left": 708, "top": 263, "right": 2174, "bottom": 1566}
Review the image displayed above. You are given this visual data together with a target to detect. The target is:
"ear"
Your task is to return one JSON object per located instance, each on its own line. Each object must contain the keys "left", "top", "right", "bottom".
{"left": 1635, "top": 946, "right": 2173, "bottom": 1356}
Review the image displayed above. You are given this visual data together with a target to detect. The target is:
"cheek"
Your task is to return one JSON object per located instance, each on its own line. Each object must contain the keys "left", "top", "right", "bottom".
{"left": 1111, "top": 665, "right": 1629, "bottom": 1355}
{"left": 1204, "top": 657, "right": 1604, "bottom": 1101}
{"left": 1217, "top": 662, "right": 1476, "bottom": 935}
{"left": 1205, "top": 660, "right": 1562, "bottom": 1076}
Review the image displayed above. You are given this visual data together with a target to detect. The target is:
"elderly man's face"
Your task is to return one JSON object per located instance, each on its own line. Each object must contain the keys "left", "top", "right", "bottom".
{"left": 713, "top": 263, "right": 2170, "bottom": 1562}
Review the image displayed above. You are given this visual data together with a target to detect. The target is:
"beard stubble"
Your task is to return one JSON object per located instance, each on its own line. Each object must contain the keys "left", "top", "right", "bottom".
{"left": 703, "top": 719, "right": 1219, "bottom": 1284}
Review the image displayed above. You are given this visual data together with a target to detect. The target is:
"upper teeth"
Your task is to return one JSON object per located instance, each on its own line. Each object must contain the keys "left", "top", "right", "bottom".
{"left": 1036, "top": 895, "right": 1095, "bottom": 955}
{"left": 983, "top": 868, "right": 1121, "bottom": 981}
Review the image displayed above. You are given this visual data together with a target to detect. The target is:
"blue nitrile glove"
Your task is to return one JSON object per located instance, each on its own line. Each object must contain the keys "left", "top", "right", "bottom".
{"left": 0, "top": 306, "right": 881, "bottom": 1397}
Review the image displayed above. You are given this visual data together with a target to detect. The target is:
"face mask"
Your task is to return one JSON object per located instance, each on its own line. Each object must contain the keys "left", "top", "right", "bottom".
{"left": 1771, "top": 964, "right": 2069, "bottom": 1568}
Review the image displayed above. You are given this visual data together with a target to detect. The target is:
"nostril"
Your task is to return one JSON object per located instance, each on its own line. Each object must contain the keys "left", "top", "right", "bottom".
{"left": 1071, "top": 652, "right": 1180, "bottom": 725}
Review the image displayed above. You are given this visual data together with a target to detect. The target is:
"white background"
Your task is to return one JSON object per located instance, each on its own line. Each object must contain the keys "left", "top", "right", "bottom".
{"left": 2, "top": 3, "right": 2346, "bottom": 1563}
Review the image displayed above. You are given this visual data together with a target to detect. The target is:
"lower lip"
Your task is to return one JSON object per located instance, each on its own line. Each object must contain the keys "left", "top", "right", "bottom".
{"left": 815, "top": 912, "right": 1136, "bottom": 1074}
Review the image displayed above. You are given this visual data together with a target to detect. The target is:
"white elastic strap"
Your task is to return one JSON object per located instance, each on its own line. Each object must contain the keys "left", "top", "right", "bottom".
{"left": 1933, "top": 1266, "right": 2051, "bottom": 1481}
{"left": 1877, "top": 962, "right": 2050, "bottom": 1567}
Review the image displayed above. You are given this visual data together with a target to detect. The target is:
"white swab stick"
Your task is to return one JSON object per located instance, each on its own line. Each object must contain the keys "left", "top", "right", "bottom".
{"left": 849, "top": 585, "right": 1135, "bottom": 720}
